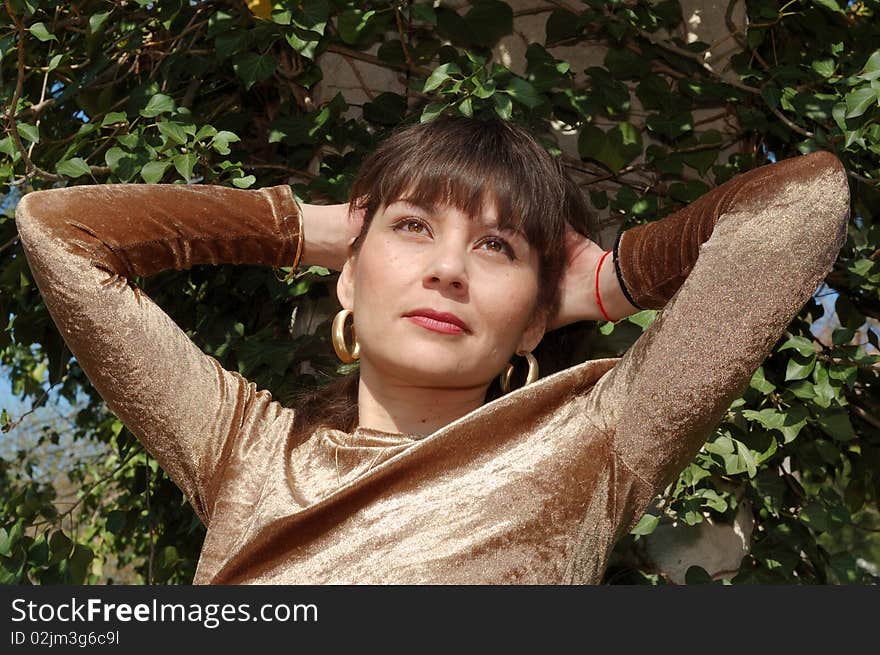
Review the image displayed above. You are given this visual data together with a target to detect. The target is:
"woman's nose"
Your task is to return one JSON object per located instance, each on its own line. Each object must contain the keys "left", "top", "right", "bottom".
{"left": 424, "top": 241, "right": 468, "bottom": 293}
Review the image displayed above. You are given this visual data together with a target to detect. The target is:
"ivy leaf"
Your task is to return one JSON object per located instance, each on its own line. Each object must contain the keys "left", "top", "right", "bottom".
{"left": 28, "top": 22, "right": 56, "bottom": 42}
{"left": 504, "top": 77, "right": 543, "bottom": 109}
{"left": 785, "top": 352, "right": 816, "bottom": 381}
{"left": 89, "top": 11, "right": 110, "bottom": 33}
{"left": 493, "top": 93, "right": 512, "bottom": 119}
{"left": 749, "top": 366, "right": 776, "bottom": 395}
{"left": 55, "top": 157, "right": 92, "bottom": 178}
{"left": 464, "top": 0, "right": 513, "bottom": 48}
{"left": 140, "top": 94, "right": 175, "bottom": 118}
{"left": 232, "top": 174, "right": 256, "bottom": 188}
{"left": 579, "top": 123, "right": 643, "bottom": 172}
{"left": 211, "top": 130, "right": 241, "bottom": 155}
{"left": 16, "top": 122, "right": 39, "bottom": 144}
{"left": 67, "top": 544, "right": 94, "bottom": 583}
{"left": 630, "top": 513, "right": 660, "bottom": 536}
{"left": 172, "top": 152, "right": 197, "bottom": 181}
{"left": 777, "top": 335, "right": 816, "bottom": 357}
{"left": 412, "top": 3, "right": 437, "bottom": 25}
{"left": 857, "top": 50, "right": 880, "bottom": 81}
{"left": 101, "top": 112, "right": 127, "bottom": 127}
{"left": 423, "top": 62, "right": 461, "bottom": 93}
{"left": 816, "top": 411, "right": 856, "bottom": 441}
{"left": 233, "top": 53, "right": 276, "bottom": 90}
{"left": 420, "top": 101, "right": 447, "bottom": 123}
{"left": 140, "top": 160, "right": 170, "bottom": 183}
{"left": 157, "top": 121, "right": 188, "bottom": 146}
{"left": 845, "top": 87, "right": 878, "bottom": 119}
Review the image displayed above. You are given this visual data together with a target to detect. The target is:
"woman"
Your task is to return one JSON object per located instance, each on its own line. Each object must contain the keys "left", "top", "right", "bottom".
{"left": 14, "top": 115, "right": 850, "bottom": 584}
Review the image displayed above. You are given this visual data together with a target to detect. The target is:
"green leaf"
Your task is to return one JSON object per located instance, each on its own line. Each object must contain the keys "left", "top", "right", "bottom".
{"left": 685, "top": 565, "right": 714, "bottom": 584}
{"left": 285, "top": 31, "right": 319, "bottom": 59}
{"left": 47, "top": 53, "right": 62, "bottom": 71}
{"left": 412, "top": 3, "right": 437, "bottom": 25}
{"left": 627, "top": 310, "right": 657, "bottom": 329}
{"left": 48, "top": 530, "right": 72, "bottom": 565}
{"left": 157, "top": 121, "right": 188, "bottom": 146}
{"left": 28, "top": 22, "right": 56, "bottom": 42}
{"left": 100, "top": 112, "right": 127, "bottom": 127}
{"left": 493, "top": 93, "right": 512, "bottom": 119}
{"left": 16, "top": 122, "right": 39, "bottom": 144}
{"left": 55, "top": 157, "right": 92, "bottom": 178}
{"left": 363, "top": 92, "right": 407, "bottom": 126}
{"left": 232, "top": 175, "right": 256, "bottom": 188}
{"left": 742, "top": 407, "right": 807, "bottom": 443}
{"left": 811, "top": 58, "right": 836, "bottom": 78}
{"left": 785, "top": 352, "right": 816, "bottom": 381}
{"left": 816, "top": 411, "right": 856, "bottom": 441}
{"left": 423, "top": 62, "right": 461, "bottom": 93}
{"left": 578, "top": 122, "right": 642, "bottom": 172}
{"left": 104, "top": 147, "right": 138, "bottom": 180}
{"left": 89, "top": 11, "right": 110, "bottom": 33}
{"left": 813, "top": 0, "right": 844, "bottom": 14}
{"left": 337, "top": 8, "right": 376, "bottom": 45}
{"left": 421, "top": 101, "right": 447, "bottom": 123}
{"left": 140, "top": 160, "right": 170, "bottom": 183}
{"left": 778, "top": 335, "right": 815, "bottom": 357}
{"left": 0, "top": 527, "right": 11, "bottom": 557}
{"left": 140, "top": 94, "right": 175, "bottom": 118}
{"left": 845, "top": 87, "right": 878, "bottom": 119}
{"left": 194, "top": 125, "right": 218, "bottom": 142}
{"left": 211, "top": 130, "right": 241, "bottom": 155}
{"left": 104, "top": 510, "right": 127, "bottom": 535}
{"left": 172, "top": 152, "right": 197, "bottom": 181}
{"left": 749, "top": 366, "right": 776, "bottom": 394}
{"left": 734, "top": 438, "right": 757, "bottom": 477}
{"left": 292, "top": 0, "right": 330, "bottom": 35}
{"left": 630, "top": 513, "right": 660, "bottom": 536}
{"left": 67, "top": 544, "right": 93, "bottom": 583}
{"left": 464, "top": 0, "right": 513, "bottom": 48}
{"left": 233, "top": 53, "right": 277, "bottom": 90}
{"left": 504, "top": 77, "right": 542, "bottom": 109}
{"left": 857, "top": 51, "right": 880, "bottom": 81}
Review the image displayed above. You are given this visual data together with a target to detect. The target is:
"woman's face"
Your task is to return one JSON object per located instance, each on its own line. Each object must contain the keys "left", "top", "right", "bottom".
{"left": 337, "top": 196, "right": 546, "bottom": 389}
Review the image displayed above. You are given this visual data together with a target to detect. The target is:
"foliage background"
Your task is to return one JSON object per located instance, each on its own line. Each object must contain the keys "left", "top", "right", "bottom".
{"left": 1, "top": 0, "right": 878, "bottom": 584}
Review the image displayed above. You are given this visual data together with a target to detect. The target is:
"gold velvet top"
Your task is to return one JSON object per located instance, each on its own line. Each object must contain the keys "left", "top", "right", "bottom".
{"left": 14, "top": 152, "right": 850, "bottom": 584}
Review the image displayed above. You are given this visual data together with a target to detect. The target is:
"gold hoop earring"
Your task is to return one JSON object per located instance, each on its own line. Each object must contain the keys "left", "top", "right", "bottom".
{"left": 499, "top": 350, "right": 539, "bottom": 393}
{"left": 332, "top": 308, "right": 360, "bottom": 363}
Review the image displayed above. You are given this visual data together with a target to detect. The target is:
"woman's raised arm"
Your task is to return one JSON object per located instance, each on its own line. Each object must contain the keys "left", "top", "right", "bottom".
{"left": 585, "top": 151, "right": 850, "bottom": 536}
{"left": 14, "top": 183, "right": 304, "bottom": 526}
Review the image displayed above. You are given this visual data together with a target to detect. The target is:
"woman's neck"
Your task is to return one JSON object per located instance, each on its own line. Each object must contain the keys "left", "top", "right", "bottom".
{"left": 356, "top": 360, "right": 489, "bottom": 438}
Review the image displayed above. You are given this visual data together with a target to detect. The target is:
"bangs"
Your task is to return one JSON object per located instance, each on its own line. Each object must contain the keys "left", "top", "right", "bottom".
{"left": 349, "top": 116, "right": 568, "bottom": 254}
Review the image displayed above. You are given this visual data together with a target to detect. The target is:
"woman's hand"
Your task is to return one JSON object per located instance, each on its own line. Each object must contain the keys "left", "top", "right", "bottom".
{"left": 300, "top": 202, "right": 365, "bottom": 271}
{"left": 549, "top": 226, "right": 640, "bottom": 330}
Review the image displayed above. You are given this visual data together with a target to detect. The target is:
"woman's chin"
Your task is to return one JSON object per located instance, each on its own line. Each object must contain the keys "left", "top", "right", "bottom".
{"left": 362, "top": 348, "right": 491, "bottom": 389}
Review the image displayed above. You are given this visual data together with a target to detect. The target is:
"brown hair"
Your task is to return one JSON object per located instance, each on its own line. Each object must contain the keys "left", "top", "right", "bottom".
{"left": 293, "top": 114, "right": 596, "bottom": 434}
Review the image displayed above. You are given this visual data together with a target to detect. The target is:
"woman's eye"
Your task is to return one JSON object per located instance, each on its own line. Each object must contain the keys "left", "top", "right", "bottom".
{"left": 480, "top": 237, "right": 515, "bottom": 258}
{"left": 394, "top": 218, "right": 427, "bottom": 234}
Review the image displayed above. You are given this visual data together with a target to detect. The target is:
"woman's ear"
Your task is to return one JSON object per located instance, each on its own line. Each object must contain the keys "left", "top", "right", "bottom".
{"left": 336, "top": 254, "right": 356, "bottom": 310}
{"left": 517, "top": 310, "right": 547, "bottom": 354}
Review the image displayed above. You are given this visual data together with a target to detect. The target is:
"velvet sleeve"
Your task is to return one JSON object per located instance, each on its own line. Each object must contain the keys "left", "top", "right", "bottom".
{"left": 585, "top": 152, "right": 851, "bottom": 533}
{"left": 13, "top": 184, "right": 302, "bottom": 525}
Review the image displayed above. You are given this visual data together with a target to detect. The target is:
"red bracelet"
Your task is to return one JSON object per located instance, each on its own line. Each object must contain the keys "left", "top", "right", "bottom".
{"left": 596, "top": 249, "right": 613, "bottom": 322}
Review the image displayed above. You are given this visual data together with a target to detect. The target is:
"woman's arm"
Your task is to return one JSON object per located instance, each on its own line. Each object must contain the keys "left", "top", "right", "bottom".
{"left": 584, "top": 151, "right": 850, "bottom": 531}
{"left": 14, "top": 183, "right": 305, "bottom": 526}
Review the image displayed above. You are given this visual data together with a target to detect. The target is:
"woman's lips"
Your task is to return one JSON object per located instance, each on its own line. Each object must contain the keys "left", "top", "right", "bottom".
{"left": 405, "top": 315, "right": 466, "bottom": 335}
{"left": 403, "top": 309, "right": 469, "bottom": 335}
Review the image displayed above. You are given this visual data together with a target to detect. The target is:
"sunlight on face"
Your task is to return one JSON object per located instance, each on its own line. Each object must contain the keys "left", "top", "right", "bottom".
{"left": 337, "top": 197, "right": 546, "bottom": 389}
